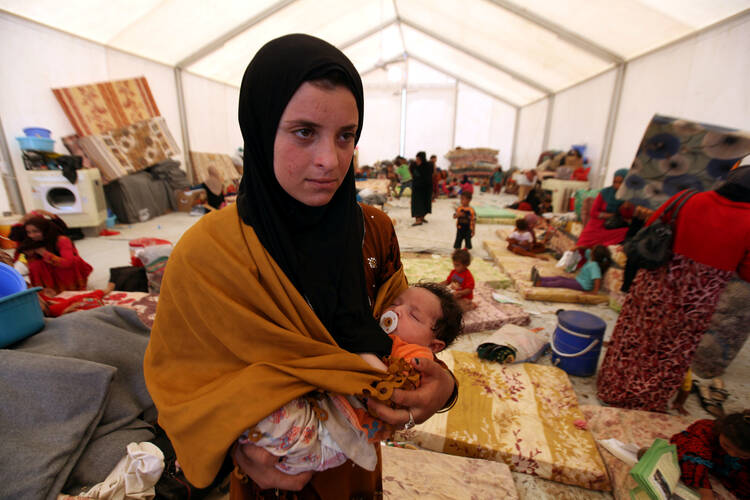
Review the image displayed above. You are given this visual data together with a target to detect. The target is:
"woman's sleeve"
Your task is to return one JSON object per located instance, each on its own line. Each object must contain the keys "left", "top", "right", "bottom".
{"left": 645, "top": 192, "right": 682, "bottom": 226}
{"left": 43, "top": 236, "right": 77, "bottom": 268}
{"left": 738, "top": 249, "right": 750, "bottom": 281}
{"left": 590, "top": 193, "right": 606, "bottom": 218}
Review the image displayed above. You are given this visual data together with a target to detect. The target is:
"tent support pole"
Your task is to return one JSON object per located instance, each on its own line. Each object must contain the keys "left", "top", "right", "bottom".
{"left": 451, "top": 80, "right": 459, "bottom": 149}
{"left": 597, "top": 62, "right": 627, "bottom": 188}
{"left": 510, "top": 108, "right": 520, "bottom": 168}
{"left": 541, "top": 95, "right": 554, "bottom": 152}
{"left": 174, "top": 67, "right": 193, "bottom": 183}
{"left": 0, "top": 112, "right": 25, "bottom": 214}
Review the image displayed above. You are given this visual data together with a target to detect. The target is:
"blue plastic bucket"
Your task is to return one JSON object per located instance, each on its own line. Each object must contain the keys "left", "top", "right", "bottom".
{"left": 0, "top": 263, "right": 26, "bottom": 298}
{"left": 0, "top": 287, "right": 44, "bottom": 347}
{"left": 551, "top": 310, "right": 606, "bottom": 377}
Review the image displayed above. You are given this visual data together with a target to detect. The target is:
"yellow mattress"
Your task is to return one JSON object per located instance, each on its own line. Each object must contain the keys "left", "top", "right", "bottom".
{"left": 393, "top": 352, "right": 611, "bottom": 491}
{"left": 484, "top": 231, "right": 609, "bottom": 305}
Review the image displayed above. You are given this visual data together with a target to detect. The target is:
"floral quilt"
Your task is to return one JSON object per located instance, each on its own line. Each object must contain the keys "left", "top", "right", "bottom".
{"left": 581, "top": 405, "right": 736, "bottom": 500}
{"left": 393, "top": 352, "right": 611, "bottom": 491}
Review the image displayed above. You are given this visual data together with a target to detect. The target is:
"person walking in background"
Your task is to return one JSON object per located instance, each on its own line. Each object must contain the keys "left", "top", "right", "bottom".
{"left": 453, "top": 192, "right": 476, "bottom": 250}
{"left": 394, "top": 156, "right": 412, "bottom": 198}
{"left": 410, "top": 151, "right": 433, "bottom": 225}
{"left": 430, "top": 154, "right": 440, "bottom": 201}
{"left": 597, "top": 165, "right": 750, "bottom": 412}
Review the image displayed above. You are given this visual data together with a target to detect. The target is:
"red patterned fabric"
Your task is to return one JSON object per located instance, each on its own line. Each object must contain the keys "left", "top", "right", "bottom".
{"left": 575, "top": 193, "right": 629, "bottom": 248}
{"left": 671, "top": 419, "right": 750, "bottom": 498}
{"left": 597, "top": 254, "right": 732, "bottom": 411}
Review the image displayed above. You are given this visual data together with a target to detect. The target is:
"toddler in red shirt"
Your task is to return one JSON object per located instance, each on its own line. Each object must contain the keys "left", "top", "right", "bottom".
{"left": 442, "top": 248, "right": 476, "bottom": 311}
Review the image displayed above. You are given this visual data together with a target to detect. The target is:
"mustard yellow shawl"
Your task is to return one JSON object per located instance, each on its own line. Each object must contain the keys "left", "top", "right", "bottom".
{"left": 144, "top": 205, "right": 406, "bottom": 487}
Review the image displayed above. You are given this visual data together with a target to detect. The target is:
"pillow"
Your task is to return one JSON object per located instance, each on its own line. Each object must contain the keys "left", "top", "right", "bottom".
{"left": 476, "top": 324, "right": 549, "bottom": 364}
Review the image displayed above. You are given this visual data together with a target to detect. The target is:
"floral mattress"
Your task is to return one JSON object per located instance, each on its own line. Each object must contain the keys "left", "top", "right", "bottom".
{"left": 382, "top": 444, "right": 519, "bottom": 499}
{"left": 581, "top": 405, "right": 736, "bottom": 500}
{"left": 484, "top": 234, "right": 609, "bottom": 305}
{"left": 55, "top": 291, "right": 158, "bottom": 329}
{"left": 393, "top": 352, "right": 611, "bottom": 491}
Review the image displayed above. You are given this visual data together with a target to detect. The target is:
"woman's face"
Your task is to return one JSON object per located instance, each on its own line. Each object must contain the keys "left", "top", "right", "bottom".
{"left": 273, "top": 81, "right": 358, "bottom": 206}
{"left": 612, "top": 175, "right": 624, "bottom": 190}
{"left": 25, "top": 224, "right": 43, "bottom": 241}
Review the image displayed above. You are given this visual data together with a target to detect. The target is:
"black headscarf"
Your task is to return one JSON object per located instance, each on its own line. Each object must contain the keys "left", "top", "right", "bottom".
{"left": 236, "top": 34, "right": 392, "bottom": 356}
{"left": 716, "top": 164, "right": 750, "bottom": 203}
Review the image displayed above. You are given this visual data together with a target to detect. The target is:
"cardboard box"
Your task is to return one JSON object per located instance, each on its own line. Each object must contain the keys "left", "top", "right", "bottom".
{"left": 175, "top": 188, "right": 206, "bottom": 212}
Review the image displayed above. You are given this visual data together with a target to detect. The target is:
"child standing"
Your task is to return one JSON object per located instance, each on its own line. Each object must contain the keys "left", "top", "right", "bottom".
{"left": 442, "top": 248, "right": 476, "bottom": 311}
{"left": 244, "top": 283, "right": 463, "bottom": 474}
{"left": 531, "top": 245, "right": 611, "bottom": 293}
{"left": 453, "top": 192, "right": 476, "bottom": 250}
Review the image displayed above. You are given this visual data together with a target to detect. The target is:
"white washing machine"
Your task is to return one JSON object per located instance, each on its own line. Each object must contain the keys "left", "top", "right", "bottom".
{"left": 27, "top": 169, "right": 107, "bottom": 228}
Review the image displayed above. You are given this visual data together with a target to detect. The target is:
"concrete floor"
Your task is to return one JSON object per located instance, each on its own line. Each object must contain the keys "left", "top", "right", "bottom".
{"left": 32, "top": 189, "right": 748, "bottom": 498}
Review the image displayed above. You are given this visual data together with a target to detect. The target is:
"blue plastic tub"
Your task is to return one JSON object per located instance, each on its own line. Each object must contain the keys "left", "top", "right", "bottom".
{"left": 0, "top": 263, "right": 26, "bottom": 298}
{"left": 23, "top": 127, "right": 52, "bottom": 138}
{"left": 551, "top": 310, "right": 606, "bottom": 377}
{"left": 0, "top": 287, "right": 44, "bottom": 347}
{"left": 16, "top": 136, "right": 55, "bottom": 152}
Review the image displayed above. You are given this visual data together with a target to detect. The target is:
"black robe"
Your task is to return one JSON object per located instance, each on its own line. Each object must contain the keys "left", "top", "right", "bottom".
{"left": 410, "top": 160, "right": 434, "bottom": 218}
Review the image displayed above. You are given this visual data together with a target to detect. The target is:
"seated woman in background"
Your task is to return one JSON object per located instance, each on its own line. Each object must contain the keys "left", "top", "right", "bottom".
{"left": 200, "top": 165, "right": 229, "bottom": 211}
{"left": 11, "top": 214, "right": 92, "bottom": 293}
{"left": 575, "top": 168, "right": 630, "bottom": 248}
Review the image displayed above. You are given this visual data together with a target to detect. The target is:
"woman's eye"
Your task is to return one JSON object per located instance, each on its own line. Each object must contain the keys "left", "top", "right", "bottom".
{"left": 294, "top": 128, "right": 313, "bottom": 139}
{"left": 339, "top": 132, "right": 356, "bottom": 142}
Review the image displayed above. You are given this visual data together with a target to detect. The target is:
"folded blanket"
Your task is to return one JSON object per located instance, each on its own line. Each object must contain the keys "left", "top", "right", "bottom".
{"left": 0, "top": 307, "right": 155, "bottom": 499}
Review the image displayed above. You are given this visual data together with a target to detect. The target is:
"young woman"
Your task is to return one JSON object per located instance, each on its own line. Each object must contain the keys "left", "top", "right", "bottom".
{"left": 12, "top": 214, "right": 92, "bottom": 293}
{"left": 144, "top": 34, "right": 456, "bottom": 498}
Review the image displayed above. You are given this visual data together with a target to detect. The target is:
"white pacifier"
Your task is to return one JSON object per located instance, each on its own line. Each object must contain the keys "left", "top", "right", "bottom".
{"left": 379, "top": 310, "right": 398, "bottom": 334}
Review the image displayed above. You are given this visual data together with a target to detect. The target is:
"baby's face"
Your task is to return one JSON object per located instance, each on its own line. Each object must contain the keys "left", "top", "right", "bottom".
{"left": 383, "top": 287, "right": 443, "bottom": 352}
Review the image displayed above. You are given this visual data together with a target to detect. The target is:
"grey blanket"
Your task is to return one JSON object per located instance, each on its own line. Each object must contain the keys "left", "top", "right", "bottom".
{"left": 0, "top": 306, "right": 156, "bottom": 500}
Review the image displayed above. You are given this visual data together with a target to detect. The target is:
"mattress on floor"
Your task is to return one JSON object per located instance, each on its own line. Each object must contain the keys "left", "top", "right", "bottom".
{"left": 485, "top": 233, "right": 609, "bottom": 305}
{"left": 581, "top": 405, "right": 736, "bottom": 500}
{"left": 474, "top": 206, "right": 522, "bottom": 225}
{"left": 462, "top": 284, "right": 530, "bottom": 334}
{"left": 402, "top": 253, "right": 512, "bottom": 289}
{"left": 382, "top": 444, "right": 519, "bottom": 499}
{"left": 393, "top": 352, "right": 611, "bottom": 491}
{"left": 355, "top": 178, "right": 391, "bottom": 195}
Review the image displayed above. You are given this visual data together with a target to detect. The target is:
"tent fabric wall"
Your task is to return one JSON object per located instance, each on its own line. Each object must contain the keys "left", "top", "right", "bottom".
{"left": 181, "top": 72, "right": 242, "bottom": 158}
{"left": 359, "top": 87, "right": 402, "bottom": 168}
{"left": 546, "top": 69, "right": 617, "bottom": 186}
{"left": 403, "top": 87, "right": 455, "bottom": 167}
{"left": 454, "top": 83, "right": 516, "bottom": 170}
{"left": 514, "top": 99, "right": 549, "bottom": 170}
{"left": 605, "top": 13, "right": 750, "bottom": 184}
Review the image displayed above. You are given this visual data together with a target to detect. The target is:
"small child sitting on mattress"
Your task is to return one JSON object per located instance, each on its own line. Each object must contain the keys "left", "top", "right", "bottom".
{"left": 241, "top": 282, "right": 463, "bottom": 474}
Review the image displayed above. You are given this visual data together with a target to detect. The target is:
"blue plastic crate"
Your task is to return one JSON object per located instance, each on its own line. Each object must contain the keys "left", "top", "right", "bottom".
{"left": 16, "top": 136, "right": 54, "bottom": 152}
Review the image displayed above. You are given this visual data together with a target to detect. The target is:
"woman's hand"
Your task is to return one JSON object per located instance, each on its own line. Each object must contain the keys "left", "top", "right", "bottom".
{"left": 233, "top": 441, "right": 313, "bottom": 491}
{"left": 367, "top": 357, "right": 455, "bottom": 426}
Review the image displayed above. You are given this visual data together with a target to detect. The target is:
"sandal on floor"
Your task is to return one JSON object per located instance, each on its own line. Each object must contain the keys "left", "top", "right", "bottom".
{"left": 530, "top": 266, "right": 540, "bottom": 284}
{"left": 709, "top": 378, "right": 730, "bottom": 403}
{"left": 693, "top": 381, "right": 725, "bottom": 418}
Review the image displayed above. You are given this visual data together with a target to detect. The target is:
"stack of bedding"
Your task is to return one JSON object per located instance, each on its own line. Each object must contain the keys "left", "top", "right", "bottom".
{"left": 445, "top": 148, "right": 498, "bottom": 178}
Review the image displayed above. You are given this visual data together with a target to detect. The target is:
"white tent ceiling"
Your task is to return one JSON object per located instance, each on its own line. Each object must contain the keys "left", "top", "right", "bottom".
{"left": 1, "top": 0, "right": 749, "bottom": 107}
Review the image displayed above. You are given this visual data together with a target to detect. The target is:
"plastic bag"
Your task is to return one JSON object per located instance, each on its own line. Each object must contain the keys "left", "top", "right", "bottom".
{"left": 556, "top": 250, "right": 581, "bottom": 273}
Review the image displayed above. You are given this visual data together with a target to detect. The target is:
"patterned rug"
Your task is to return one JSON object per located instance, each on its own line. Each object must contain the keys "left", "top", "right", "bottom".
{"left": 53, "top": 77, "right": 160, "bottom": 137}
{"left": 189, "top": 151, "right": 241, "bottom": 185}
